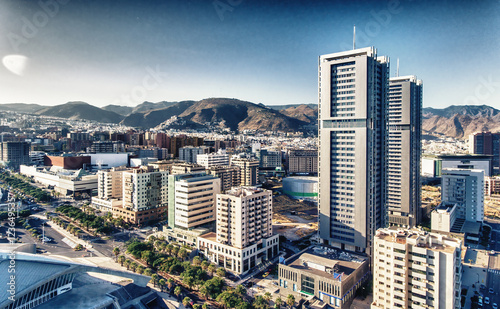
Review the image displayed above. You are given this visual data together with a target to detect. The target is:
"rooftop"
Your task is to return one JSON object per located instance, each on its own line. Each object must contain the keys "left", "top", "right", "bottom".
{"left": 226, "top": 186, "right": 267, "bottom": 197}
{"left": 375, "top": 227, "right": 462, "bottom": 253}
{"left": 282, "top": 246, "right": 368, "bottom": 282}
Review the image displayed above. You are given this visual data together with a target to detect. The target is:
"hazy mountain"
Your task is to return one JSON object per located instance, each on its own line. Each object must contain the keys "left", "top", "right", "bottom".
{"left": 278, "top": 104, "right": 318, "bottom": 123}
{"left": 0, "top": 103, "right": 45, "bottom": 113}
{"left": 422, "top": 105, "right": 500, "bottom": 138}
{"left": 101, "top": 104, "right": 134, "bottom": 116}
{"left": 266, "top": 103, "right": 317, "bottom": 110}
{"left": 120, "top": 101, "right": 196, "bottom": 128}
{"left": 121, "top": 98, "right": 308, "bottom": 132}
{"left": 36, "top": 101, "right": 124, "bottom": 123}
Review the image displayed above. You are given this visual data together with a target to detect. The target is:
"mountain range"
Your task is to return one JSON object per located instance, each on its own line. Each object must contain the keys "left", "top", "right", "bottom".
{"left": 0, "top": 100, "right": 498, "bottom": 138}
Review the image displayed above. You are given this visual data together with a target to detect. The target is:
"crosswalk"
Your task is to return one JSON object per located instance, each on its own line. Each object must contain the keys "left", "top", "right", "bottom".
{"left": 62, "top": 237, "right": 77, "bottom": 248}
{"left": 488, "top": 269, "right": 500, "bottom": 275}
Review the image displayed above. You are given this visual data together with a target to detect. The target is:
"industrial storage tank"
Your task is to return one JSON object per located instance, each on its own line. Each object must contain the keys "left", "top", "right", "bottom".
{"left": 282, "top": 176, "right": 318, "bottom": 201}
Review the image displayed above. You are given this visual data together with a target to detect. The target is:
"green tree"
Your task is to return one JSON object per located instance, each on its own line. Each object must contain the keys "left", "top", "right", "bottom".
{"left": 166, "top": 244, "right": 173, "bottom": 256}
{"left": 193, "top": 305, "right": 200, "bottom": 309}
{"left": 113, "top": 247, "right": 120, "bottom": 261}
{"left": 207, "top": 264, "right": 216, "bottom": 276}
{"left": 199, "top": 285, "right": 209, "bottom": 300}
{"left": 202, "top": 304, "right": 209, "bottom": 309}
{"left": 286, "top": 294, "right": 295, "bottom": 308}
{"left": 159, "top": 278, "right": 166, "bottom": 292}
{"left": 216, "top": 267, "right": 226, "bottom": 278}
{"left": 118, "top": 255, "right": 125, "bottom": 266}
{"left": 236, "top": 302, "right": 253, "bottom": 309}
{"left": 263, "top": 292, "right": 272, "bottom": 306}
{"left": 253, "top": 295, "right": 269, "bottom": 309}
{"left": 124, "top": 259, "right": 131, "bottom": 270}
{"left": 174, "top": 286, "right": 182, "bottom": 298}
{"left": 182, "top": 297, "right": 191, "bottom": 307}
{"left": 130, "top": 261, "right": 138, "bottom": 272}
{"left": 151, "top": 274, "right": 158, "bottom": 287}
{"left": 178, "top": 248, "right": 188, "bottom": 261}
{"left": 235, "top": 284, "right": 247, "bottom": 297}
{"left": 167, "top": 278, "right": 174, "bottom": 290}
{"left": 193, "top": 256, "right": 201, "bottom": 266}
{"left": 201, "top": 260, "right": 209, "bottom": 271}
{"left": 144, "top": 268, "right": 153, "bottom": 276}
{"left": 274, "top": 297, "right": 283, "bottom": 309}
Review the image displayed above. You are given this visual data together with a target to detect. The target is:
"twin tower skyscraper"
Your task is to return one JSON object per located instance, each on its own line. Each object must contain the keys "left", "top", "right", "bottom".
{"left": 318, "top": 47, "right": 422, "bottom": 257}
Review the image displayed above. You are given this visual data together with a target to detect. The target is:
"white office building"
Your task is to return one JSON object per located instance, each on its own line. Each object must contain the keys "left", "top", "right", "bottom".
{"left": 197, "top": 150, "right": 230, "bottom": 168}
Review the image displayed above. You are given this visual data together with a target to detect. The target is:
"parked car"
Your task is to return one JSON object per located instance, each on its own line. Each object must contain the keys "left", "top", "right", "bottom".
{"left": 489, "top": 288, "right": 495, "bottom": 294}
{"left": 485, "top": 297, "right": 490, "bottom": 305}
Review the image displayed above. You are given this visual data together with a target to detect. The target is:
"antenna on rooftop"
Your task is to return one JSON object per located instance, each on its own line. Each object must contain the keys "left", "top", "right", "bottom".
{"left": 353, "top": 25, "right": 356, "bottom": 50}
{"left": 396, "top": 58, "right": 400, "bottom": 77}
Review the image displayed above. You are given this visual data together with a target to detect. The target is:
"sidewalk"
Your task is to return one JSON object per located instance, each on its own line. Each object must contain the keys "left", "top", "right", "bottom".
{"left": 34, "top": 214, "right": 105, "bottom": 257}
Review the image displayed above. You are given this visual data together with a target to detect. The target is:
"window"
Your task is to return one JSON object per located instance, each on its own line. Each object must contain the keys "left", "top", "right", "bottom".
{"left": 301, "top": 275, "right": 315, "bottom": 295}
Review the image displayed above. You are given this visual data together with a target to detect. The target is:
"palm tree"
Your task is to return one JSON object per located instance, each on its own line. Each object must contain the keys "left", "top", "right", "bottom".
{"left": 159, "top": 278, "right": 166, "bottom": 292}
{"left": 166, "top": 244, "right": 173, "bottom": 256}
{"left": 263, "top": 292, "right": 272, "bottom": 306}
{"left": 182, "top": 297, "right": 191, "bottom": 307}
{"left": 216, "top": 267, "right": 226, "bottom": 278}
{"left": 202, "top": 304, "right": 208, "bottom": 309}
{"left": 118, "top": 255, "right": 125, "bottom": 266}
{"left": 286, "top": 294, "right": 295, "bottom": 308}
{"left": 275, "top": 297, "right": 283, "bottom": 309}
{"left": 207, "top": 264, "right": 216, "bottom": 276}
{"left": 136, "top": 265, "right": 144, "bottom": 274}
{"left": 167, "top": 278, "right": 174, "bottom": 291}
{"left": 174, "top": 286, "right": 182, "bottom": 299}
{"left": 201, "top": 260, "right": 209, "bottom": 271}
{"left": 235, "top": 284, "right": 246, "bottom": 297}
{"left": 144, "top": 268, "right": 152, "bottom": 276}
{"left": 124, "top": 259, "right": 131, "bottom": 270}
{"left": 151, "top": 274, "right": 158, "bottom": 287}
{"left": 113, "top": 247, "right": 120, "bottom": 261}
{"left": 130, "top": 261, "right": 138, "bottom": 272}
{"left": 199, "top": 285, "right": 209, "bottom": 300}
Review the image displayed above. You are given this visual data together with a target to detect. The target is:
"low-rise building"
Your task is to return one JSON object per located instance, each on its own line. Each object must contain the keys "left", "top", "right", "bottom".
{"left": 20, "top": 165, "right": 97, "bottom": 197}
{"left": 197, "top": 150, "right": 230, "bottom": 168}
{"left": 278, "top": 246, "right": 369, "bottom": 308}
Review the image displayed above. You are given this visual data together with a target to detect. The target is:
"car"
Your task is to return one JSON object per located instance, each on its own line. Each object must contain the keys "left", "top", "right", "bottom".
{"left": 478, "top": 298, "right": 483, "bottom": 307}
{"left": 485, "top": 297, "right": 490, "bottom": 304}
{"left": 480, "top": 284, "right": 486, "bottom": 290}
{"left": 490, "top": 288, "right": 495, "bottom": 294}
{"left": 492, "top": 303, "right": 497, "bottom": 309}
{"left": 262, "top": 272, "right": 270, "bottom": 278}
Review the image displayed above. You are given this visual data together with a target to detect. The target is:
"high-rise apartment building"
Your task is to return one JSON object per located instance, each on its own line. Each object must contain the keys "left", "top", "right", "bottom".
{"left": 372, "top": 227, "right": 462, "bottom": 309}
{"left": 167, "top": 173, "right": 220, "bottom": 230}
{"left": 0, "top": 141, "right": 30, "bottom": 171}
{"left": 231, "top": 157, "right": 259, "bottom": 186}
{"left": 318, "top": 47, "right": 389, "bottom": 254}
{"left": 97, "top": 166, "right": 128, "bottom": 200}
{"left": 441, "top": 168, "right": 484, "bottom": 223}
{"left": 88, "top": 141, "right": 125, "bottom": 153}
{"left": 288, "top": 149, "right": 318, "bottom": 174}
{"left": 387, "top": 76, "right": 422, "bottom": 227}
{"left": 113, "top": 166, "right": 169, "bottom": 224}
{"left": 197, "top": 187, "right": 279, "bottom": 274}
{"left": 469, "top": 131, "right": 500, "bottom": 171}
{"left": 207, "top": 165, "right": 241, "bottom": 193}
{"left": 197, "top": 150, "right": 230, "bottom": 168}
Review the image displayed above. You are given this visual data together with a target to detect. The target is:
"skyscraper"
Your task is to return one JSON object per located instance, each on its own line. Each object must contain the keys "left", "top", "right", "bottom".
{"left": 318, "top": 47, "right": 389, "bottom": 254}
{"left": 387, "top": 76, "right": 423, "bottom": 227}
{"left": 469, "top": 131, "right": 500, "bottom": 171}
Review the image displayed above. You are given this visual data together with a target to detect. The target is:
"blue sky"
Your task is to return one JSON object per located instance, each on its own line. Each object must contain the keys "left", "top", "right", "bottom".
{"left": 0, "top": 0, "right": 499, "bottom": 108}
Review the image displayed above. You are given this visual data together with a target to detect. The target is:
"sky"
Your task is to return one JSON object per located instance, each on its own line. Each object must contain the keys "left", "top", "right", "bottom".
{"left": 0, "top": 0, "right": 499, "bottom": 108}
